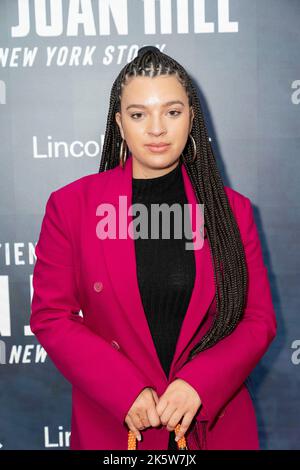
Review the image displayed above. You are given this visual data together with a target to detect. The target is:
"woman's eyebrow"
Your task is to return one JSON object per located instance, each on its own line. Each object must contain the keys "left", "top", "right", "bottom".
{"left": 126, "top": 100, "right": 185, "bottom": 111}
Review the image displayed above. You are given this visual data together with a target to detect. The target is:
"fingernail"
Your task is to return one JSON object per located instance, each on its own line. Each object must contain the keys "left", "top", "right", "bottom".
{"left": 137, "top": 434, "right": 142, "bottom": 441}
{"left": 175, "top": 436, "right": 180, "bottom": 442}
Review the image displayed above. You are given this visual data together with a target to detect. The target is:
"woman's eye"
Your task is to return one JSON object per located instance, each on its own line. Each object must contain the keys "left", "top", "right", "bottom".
{"left": 169, "top": 110, "right": 181, "bottom": 117}
{"left": 130, "top": 110, "right": 181, "bottom": 119}
{"left": 131, "top": 113, "right": 143, "bottom": 119}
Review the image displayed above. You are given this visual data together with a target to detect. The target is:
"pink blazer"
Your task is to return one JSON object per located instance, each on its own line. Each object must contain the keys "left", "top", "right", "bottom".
{"left": 30, "top": 154, "right": 277, "bottom": 450}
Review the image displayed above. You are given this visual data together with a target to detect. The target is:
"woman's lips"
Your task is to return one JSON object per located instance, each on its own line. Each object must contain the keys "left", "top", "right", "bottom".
{"left": 145, "top": 144, "right": 170, "bottom": 153}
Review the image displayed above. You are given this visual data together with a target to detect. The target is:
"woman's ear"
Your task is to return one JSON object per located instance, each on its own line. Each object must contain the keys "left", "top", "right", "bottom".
{"left": 189, "top": 107, "right": 194, "bottom": 133}
{"left": 115, "top": 112, "right": 124, "bottom": 139}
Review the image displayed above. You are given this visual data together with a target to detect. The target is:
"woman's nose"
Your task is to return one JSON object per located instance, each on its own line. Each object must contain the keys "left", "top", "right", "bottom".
{"left": 147, "top": 117, "right": 167, "bottom": 135}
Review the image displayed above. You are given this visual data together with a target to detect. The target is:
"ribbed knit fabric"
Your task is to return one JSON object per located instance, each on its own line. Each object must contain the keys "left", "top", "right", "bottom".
{"left": 132, "top": 161, "right": 196, "bottom": 451}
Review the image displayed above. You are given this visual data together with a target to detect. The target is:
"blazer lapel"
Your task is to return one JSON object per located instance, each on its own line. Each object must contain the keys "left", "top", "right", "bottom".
{"left": 100, "top": 154, "right": 215, "bottom": 383}
{"left": 168, "top": 163, "right": 215, "bottom": 379}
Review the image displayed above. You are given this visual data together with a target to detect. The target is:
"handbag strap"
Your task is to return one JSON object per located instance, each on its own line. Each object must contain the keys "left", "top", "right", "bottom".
{"left": 127, "top": 423, "right": 188, "bottom": 450}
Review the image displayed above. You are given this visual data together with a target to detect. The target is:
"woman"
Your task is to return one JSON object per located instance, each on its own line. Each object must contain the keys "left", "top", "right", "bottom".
{"left": 30, "top": 46, "right": 277, "bottom": 450}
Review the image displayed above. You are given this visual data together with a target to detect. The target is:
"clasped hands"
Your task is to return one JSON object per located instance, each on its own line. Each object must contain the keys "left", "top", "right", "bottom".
{"left": 125, "top": 378, "right": 201, "bottom": 442}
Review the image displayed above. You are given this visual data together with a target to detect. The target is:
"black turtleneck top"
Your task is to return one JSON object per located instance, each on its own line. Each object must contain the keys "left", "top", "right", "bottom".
{"left": 132, "top": 161, "right": 196, "bottom": 450}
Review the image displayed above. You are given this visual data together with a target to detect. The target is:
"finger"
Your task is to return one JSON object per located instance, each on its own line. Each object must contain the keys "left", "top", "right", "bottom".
{"left": 135, "top": 389, "right": 153, "bottom": 429}
{"left": 140, "top": 414, "right": 151, "bottom": 429}
{"left": 138, "top": 417, "right": 150, "bottom": 430}
{"left": 151, "top": 389, "right": 160, "bottom": 406}
{"left": 130, "top": 412, "right": 148, "bottom": 431}
{"left": 160, "top": 405, "right": 176, "bottom": 427}
{"left": 156, "top": 396, "right": 168, "bottom": 417}
{"left": 165, "top": 410, "right": 183, "bottom": 432}
{"left": 125, "top": 415, "right": 142, "bottom": 441}
{"left": 136, "top": 411, "right": 150, "bottom": 429}
{"left": 175, "top": 413, "right": 193, "bottom": 441}
{"left": 147, "top": 400, "right": 162, "bottom": 427}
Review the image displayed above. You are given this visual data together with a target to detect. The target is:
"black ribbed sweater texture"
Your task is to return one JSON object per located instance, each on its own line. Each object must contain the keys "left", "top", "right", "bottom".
{"left": 132, "top": 162, "right": 196, "bottom": 450}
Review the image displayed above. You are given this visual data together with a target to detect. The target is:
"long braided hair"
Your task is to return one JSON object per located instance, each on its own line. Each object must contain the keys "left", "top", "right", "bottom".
{"left": 98, "top": 46, "right": 248, "bottom": 364}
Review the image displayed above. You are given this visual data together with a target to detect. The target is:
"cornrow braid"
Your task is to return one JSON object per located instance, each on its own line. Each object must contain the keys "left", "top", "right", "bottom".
{"left": 98, "top": 46, "right": 248, "bottom": 364}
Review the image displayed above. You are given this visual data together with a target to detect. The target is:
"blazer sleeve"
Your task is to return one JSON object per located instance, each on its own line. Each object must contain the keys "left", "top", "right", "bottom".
{"left": 173, "top": 195, "right": 277, "bottom": 427}
{"left": 30, "top": 190, "right": 156, "bottom": 426}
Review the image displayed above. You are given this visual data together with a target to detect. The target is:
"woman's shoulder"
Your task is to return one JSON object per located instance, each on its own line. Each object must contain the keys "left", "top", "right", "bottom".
{"left": 51, "top": 166, "right": 119, "bottom": 202}
{"left": 224, "top": 185, "right": 252, "bottom": 210}
{"left": 223, "top": 185, "right": 258, "bottom": 245}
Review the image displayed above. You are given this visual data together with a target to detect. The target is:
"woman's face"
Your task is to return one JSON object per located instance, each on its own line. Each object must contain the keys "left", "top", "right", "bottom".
{"left": 115, "top": 74, "right": 194, "bottom": 178}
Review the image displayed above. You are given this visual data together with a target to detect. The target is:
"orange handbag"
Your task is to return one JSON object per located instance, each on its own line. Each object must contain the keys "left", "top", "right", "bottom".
{"left": 127, "top": 423, "right": 188, "bottom": 450}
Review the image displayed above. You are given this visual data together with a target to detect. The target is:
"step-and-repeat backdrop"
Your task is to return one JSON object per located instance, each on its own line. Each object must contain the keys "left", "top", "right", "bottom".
{"left": 0, "top": 0, "right": 299, "bottom": 450}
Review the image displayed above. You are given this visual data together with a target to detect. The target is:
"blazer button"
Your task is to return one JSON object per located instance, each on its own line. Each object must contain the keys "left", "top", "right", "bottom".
{"left": 93, "top": 281, "right": 103, "bottom": 292}
{"left": 111, "top": 340, "right": 120, "bottom": 350}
